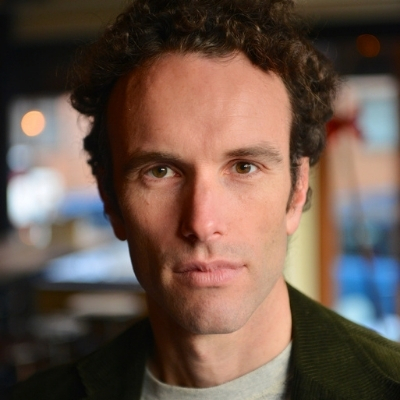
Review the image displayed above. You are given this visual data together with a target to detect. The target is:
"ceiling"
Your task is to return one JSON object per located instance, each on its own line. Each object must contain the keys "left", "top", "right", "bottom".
{"left": 4, "top": 0, "right": 400, "bottom": 44}
{"left": 297, "top": 0, "right": 400, "bottom": 23}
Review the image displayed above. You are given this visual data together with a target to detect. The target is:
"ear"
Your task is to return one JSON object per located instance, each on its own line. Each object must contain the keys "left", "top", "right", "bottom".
{"left": 286, "top": 158, "right": 310, "bottom": 236}
{"left": 96, "top": 177, "right": 127, "bottom": 241}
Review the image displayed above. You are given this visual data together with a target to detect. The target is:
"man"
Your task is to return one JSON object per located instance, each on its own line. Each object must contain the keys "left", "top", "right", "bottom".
{"left": 13, "top": 0, "right": 400, "bottom": 399}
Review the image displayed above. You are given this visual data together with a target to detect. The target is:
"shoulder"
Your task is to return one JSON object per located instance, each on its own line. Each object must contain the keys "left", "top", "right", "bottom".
{"left": 288, "top": 284, "right": 400, "bottom": 399}
{"left": 12, "top": 318, "right": 151, "bottom": 400}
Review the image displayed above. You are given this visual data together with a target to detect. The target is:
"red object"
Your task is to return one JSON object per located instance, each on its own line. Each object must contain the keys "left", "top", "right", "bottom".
{"left": 326, "top": 116, "right": 363, "bottom": 141}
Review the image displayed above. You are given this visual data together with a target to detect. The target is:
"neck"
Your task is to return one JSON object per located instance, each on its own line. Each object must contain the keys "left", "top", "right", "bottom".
{"left": 147, "top": 277, "right": 292, "bottom": 388}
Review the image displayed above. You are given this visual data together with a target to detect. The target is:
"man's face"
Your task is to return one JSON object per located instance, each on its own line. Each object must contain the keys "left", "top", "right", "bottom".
{"left": 106, "top": 53, "right": 308, "bottom": 335}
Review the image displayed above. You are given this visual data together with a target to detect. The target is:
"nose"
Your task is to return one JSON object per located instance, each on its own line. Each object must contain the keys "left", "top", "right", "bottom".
{"left": 180, "top": 175, "right": 226, "bottom": 243}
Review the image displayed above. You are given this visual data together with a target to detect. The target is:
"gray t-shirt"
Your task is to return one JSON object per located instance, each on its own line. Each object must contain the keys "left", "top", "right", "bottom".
{"left": 140, "top": 343, "right": 292, "bottom": 400}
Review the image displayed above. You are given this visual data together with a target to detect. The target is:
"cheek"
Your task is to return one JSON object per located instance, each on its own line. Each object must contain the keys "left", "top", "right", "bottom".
{"left": 126, "top": 207, "right": 177, "bottom": 245}
{"left": 248, "top": 185, "right": 290, "bottom": 228}
{"left": 119, "top": 192, "right": 176, "bottom": 259}
{"left": 121, "top": 213, "right": 163, "bottom": 291}
{"left": 247, "top": 192, "right": 290, "bottom": 256}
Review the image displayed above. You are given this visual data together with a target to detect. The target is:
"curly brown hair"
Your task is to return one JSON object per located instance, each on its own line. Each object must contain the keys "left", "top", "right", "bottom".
{"left": 70, "top": 0, "right": 338, "bottom": 210}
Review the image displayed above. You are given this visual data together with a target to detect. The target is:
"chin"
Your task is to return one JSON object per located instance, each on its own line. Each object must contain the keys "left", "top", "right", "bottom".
{"left": 169, "top": 300, "right": 255, "bottom": 336}
{"left": 148, "top": 279, "right": 275, "bottom": 336}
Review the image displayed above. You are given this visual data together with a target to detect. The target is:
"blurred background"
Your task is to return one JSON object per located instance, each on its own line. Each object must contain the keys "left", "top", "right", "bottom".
{"left": 0, "top": 0, "right": 399, "bottom": 393}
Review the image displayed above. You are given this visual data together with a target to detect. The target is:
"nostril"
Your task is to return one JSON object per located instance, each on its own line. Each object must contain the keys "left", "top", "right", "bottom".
{"left": 183, "top": 232, "right": 199, "bottom": 244}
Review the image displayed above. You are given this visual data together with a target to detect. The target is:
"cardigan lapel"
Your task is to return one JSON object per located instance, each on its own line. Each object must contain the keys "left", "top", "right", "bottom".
{"left": 76, "top": 319, "right": 151, "bottom": 400}
{"left": 288, "top": 284, "right": 400, "bottom": 400}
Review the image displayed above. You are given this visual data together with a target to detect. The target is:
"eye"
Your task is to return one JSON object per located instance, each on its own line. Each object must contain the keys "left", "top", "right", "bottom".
{"left": 147, "top": 166, "right": 175, "bottom": 178}
{"left": 234, "top": 162, "right": 257, "bottom": 174}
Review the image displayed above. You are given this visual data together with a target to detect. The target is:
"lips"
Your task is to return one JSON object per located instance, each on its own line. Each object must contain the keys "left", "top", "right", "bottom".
{"left": 173, "top": 261, "right": 245, "bottom": 287}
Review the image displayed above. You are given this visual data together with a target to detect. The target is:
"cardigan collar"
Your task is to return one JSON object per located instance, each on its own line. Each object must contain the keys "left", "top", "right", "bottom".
{"left": 75, "top": 284, "right": 400, "bottom": 399}
{"left": 76, "top": 318, "right": 151, "bottom": 400}
{"left": 288, "top": 284, "right": 400, "bottom": 399}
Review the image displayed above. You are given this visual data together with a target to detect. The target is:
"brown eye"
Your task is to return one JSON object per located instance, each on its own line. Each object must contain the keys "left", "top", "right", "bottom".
{"left": 235, "top": 162, "right": 255, "bottom": 174}
{"left": 149, "top": 166, "right": 172, "bottom": 178}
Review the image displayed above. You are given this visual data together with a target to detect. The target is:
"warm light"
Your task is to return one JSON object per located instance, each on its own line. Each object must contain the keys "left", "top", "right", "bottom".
{"left": 21, "top": 110, "right": 46, "bottom": 137}
{"left": 356, "top": 34, "right": 380, "bottom": 58}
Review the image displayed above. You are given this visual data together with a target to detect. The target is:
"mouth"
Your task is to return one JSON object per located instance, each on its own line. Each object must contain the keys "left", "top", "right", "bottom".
{"left": 173, "top": 260, "right": 245, "bottom": 287}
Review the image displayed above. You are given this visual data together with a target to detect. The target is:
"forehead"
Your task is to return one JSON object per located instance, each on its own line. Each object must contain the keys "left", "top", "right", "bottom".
{"left": 107, "top": 52, "right": 292, "bottom": 155}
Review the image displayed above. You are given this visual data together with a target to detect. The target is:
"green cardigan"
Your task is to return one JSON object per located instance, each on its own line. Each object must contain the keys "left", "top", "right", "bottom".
{"left": 13, "top": 285, "right": 400, "bottom": 399}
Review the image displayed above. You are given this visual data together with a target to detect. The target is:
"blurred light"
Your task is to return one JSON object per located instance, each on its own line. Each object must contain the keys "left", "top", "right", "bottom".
{"left": 7, "top": 167, "right": 65, "bottom": 227}
{"left": 356, "top": 34, "right": 380, "bottom": 58}
{"left": 21, "top": 110, "right": 46, "bottom": 137}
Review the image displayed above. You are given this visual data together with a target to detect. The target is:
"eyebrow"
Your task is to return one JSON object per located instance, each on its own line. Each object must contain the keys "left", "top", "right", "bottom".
{"left": 124, "top": 143, "right": 283, "bottom": 174}
{"left": 226, "top": 144, "right": 283, "bottom": 164}
{"left": 124, "top": 151, "right": 183, "bottom": 174}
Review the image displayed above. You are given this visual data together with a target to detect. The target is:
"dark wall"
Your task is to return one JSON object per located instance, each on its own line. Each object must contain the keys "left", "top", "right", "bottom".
{"left": 310, "top": 22, "right": 400, "bottom": 76}
{"left": 0, "top": 9, "right": 12, "bottom": 235}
